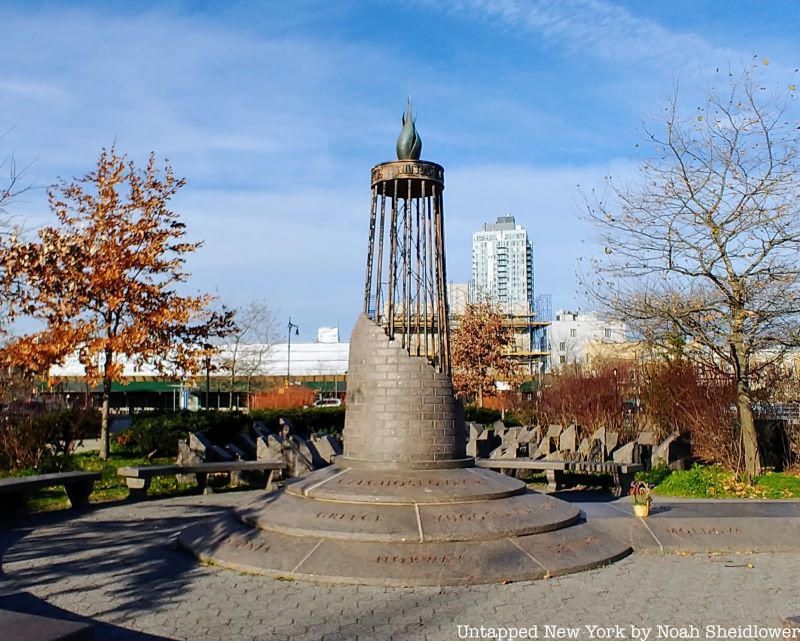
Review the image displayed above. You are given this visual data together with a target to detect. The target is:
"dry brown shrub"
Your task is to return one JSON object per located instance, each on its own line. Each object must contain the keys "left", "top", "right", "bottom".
{"left": 639, "top": 359, "right": 740, "bottom": 469}
{"left": 537, "top": 362, "right": 634, "bottom": 441}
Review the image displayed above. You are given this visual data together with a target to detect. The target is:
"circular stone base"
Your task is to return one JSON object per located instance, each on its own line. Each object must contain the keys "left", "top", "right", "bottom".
{"left": 285, "top": 465, "right": 526, "bottom": 503}
{"left": 179, "top": 465, "right": 632, "bottom": 586}
{"left": 238, "top": 487, "right": 580, "bottom": 542}
{"left": 180, "top": 513, "right": 629, "bottom": 586}
{"left": 335, "top": 456, "right": 475, "bottom": 471}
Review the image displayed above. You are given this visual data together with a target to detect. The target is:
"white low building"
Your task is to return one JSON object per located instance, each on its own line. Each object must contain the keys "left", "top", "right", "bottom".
{"left": 549, "top": 310, "right": 628, "bottom": 369}
{"left": 49, "top": 326, "right": 349, "bottom": 379}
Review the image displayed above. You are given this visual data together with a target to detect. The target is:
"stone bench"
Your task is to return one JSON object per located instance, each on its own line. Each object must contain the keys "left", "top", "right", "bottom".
{"left": 476, "top": 459, "right": 643, "bottom": 496}
{"left": 0, "top": 609, "right": 92, "bottom": 641}
{"left": 117, "top": 461, "right": 285, "bottom": 499}
{"left": 0, "top": 471, "right": 101, "bottom": 518}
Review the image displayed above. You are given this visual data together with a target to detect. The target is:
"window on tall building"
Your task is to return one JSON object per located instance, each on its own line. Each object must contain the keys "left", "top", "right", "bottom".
{"left": 559, "top": 341, "right": 566, "bottom": 351}
{"left": 570, "top": 328, "right": 577, "bottom": 338}
{"left": 604, "top": 328, "right": 612, "bottom": 339}
{"left": 559, "top": 355, "right": 566, "bottom": 364}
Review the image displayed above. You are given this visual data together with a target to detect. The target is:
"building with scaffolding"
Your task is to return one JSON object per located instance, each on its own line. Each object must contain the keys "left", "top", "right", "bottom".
{"left": 454, "top": 215, "right": 551, "bottom": 377}
{"left": 472, "top": 215, "right": 533, "bottom": 313}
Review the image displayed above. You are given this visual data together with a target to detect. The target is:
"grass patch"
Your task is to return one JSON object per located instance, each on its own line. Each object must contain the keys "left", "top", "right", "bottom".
{"left": 636, "top": 464, "right": 800, "bottom": 499}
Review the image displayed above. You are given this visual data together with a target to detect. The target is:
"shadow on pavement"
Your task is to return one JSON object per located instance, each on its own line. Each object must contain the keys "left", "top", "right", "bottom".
{"left": 549, "top": 489, "right": 623, "bottom": 503}
{"left": 0, "top": 591, "right": 176, "bottom": 640}
{"left": 0, "top": 502, "right": 233, "bottom": 621}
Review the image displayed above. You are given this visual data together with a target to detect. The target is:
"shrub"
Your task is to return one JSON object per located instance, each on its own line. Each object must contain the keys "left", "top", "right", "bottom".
{"left": 537, "top": 363, "right": 635, "bottom": 440}
{"left": 250, "top": 407, "right": 345, "bottom": 436}
{"left": 0, "top": 406, "right": 99, "bottom": 472}
{"left": 124, "top": 414, "right": 188, "bottom": 456}
{"left": 463, "top": 406, "right": 502, "bottom": 425}
{"left": 639, "top": 360, "right": 739, "bottom": 469}
{"left": 124, "top": 411, "right": 251, "bottom": 456}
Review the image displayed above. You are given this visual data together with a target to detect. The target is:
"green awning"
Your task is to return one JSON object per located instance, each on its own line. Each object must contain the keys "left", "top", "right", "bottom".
{"left": 303, "top": 381, "right": 347, "bottom": 393}
{"left": 46, "top": 380, "right": 182, "bottom": 393}
{"left": 110, "top": 381, "right": 182, "bottom": 392}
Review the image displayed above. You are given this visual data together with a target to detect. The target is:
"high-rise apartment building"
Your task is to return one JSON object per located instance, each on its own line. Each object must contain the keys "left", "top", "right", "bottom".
{"left": 472, "top": 215, "right": 533, "bottom": 314}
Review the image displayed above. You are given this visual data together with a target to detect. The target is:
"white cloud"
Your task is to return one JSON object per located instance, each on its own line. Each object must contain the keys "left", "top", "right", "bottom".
{"left": 5, "top": 1, "right": 789, "bottom": 339}
{"left": 443, "top": 0, "right": 728, "bottom": 68}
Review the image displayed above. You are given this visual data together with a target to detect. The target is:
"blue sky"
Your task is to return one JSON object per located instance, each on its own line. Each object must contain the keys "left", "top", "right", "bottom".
{"left": 1, "top": 0, "right": 799, "bottom": 340}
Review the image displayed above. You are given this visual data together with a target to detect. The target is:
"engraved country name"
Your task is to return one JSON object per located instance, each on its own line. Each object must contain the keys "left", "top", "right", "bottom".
{"left": 666, "top": 527, "right": 742, "bottom": 536}
{"left": 315, "top": 511, "right": 381, "bottom": 522}
{"left": 375, "top": 553, "right": 465, "bottom": 565}
{"left": 336, "top": 477, "right": 477, "bottom": 488}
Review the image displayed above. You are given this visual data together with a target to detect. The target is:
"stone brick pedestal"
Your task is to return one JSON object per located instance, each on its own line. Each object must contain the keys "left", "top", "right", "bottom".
{"left": 180, "top": 317, "right": 631, "bottom": 585}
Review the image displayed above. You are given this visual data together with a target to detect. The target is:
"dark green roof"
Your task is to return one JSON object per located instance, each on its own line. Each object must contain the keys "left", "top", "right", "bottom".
{"left": 303, "top": 381, "right": 347, "bottom": 393}
{"left": 48, "top": 380, "right": 182, "bottom": 393}
{"left": 518, "top": 380, "right": 541, "bottom": 393}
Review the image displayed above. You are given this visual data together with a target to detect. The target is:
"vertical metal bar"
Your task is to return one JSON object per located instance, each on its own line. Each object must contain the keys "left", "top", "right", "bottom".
{"left": 421, "top": 180, "right": 429, "bottom": 360}
{"left": 401, "top": 187, "right": 408, "bottom": 350}
{"left": 427, "top": 190, "right": 436, "bottom": 365}
{"left": 437, "top": 189, "right": 451, "bottom": 376}
{"left": 387, "top": 180, "right": 398, "bottom": 341}
{"left": 415, "top": 186, "right": 421, "bottom": 357}
{"left": 363, "top": 186, "right": 377, "bottom": 314}
{"left": 406, "top": 177, "right": 413, "bottom": 356}
{"left": 432, "top": 183, "right": 444, "bottom": 371}
{"left": 374, "top": 182, "right": 386, "bottom": 325}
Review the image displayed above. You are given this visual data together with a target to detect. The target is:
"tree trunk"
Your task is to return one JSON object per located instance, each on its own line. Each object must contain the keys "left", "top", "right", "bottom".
{"left": 100, "top": 349, "right": 113, "bottom": 460}
{"left": 731, "top": 334, "right": 761, "bottom": 478}
{"left": 477, "top": 383, "right": 483, "bottom": 408}
{"left": 736, "top": 378, "right": 761, "bottom": 479}
{"left": 228, "top": 362, "right": 235, "bottom": 410}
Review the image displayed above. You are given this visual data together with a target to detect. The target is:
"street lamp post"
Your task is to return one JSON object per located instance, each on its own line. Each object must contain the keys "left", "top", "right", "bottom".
{"left": 202, "top": 343, "right": 212, "bottom": 410}
{"left": 287, "top": 318, "right": 299, "bottom": 387}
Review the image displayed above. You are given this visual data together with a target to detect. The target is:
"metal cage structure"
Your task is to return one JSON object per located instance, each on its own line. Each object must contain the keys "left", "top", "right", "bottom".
{"left": 362, "top": 159, "right": 451, "bottom": 375}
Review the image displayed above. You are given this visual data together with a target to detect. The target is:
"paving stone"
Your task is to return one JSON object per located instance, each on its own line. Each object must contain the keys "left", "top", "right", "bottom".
{"left": 637, "top": 431, "right": 657, "bottom": 446}
{"left": 3, "top": 491, "right": 800, "bottom": 641}
{"left": 533, "top": 436, "right": 555, "bottom": 460}
{"left": 465, "top": 424, "right": 479, "bottom": 458}
{"left": 546, "top": 424, "right": 563, "bottom": 439}
{"left": 256, "top": 435, "right": 286, "bottom": 476}
{"left": 559, "top": 424, "right": 577, "bottom": 453}
{"left": 651, "top": 432, "right": 692, "bottom": 469}
{"left": 488, "top": 445, "right": 509, "bottom": 459}
{"left": 308, "top": 435, "right": 341, "bottom": 466}
{"left": 612, "top": 441, "right": 639, "bottom": 464}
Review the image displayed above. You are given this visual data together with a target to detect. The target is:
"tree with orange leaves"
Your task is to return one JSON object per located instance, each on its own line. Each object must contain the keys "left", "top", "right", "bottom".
{"left": 0, "top": 146, "right": 233, "bottom": 459}
{"left": 450, "top": 302, "right": 520, "bottom": 407}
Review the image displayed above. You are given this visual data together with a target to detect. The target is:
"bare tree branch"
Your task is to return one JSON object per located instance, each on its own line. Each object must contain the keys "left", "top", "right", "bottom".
{"left": 584, "top": 65, "right": 800, "bottom": 477}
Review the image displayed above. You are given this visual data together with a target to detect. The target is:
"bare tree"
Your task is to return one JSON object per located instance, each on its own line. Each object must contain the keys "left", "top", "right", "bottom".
{"left": 585, "top": 66, "right": 800, "bottom": 478}
{"left": 217, "top": 299, "right": 276, "bottom": 408}
{"left": 0, "top": 134, "right": 32, "bottom": 342}
{"left": 0, "top": 130, "right": 31, "bottom": 218}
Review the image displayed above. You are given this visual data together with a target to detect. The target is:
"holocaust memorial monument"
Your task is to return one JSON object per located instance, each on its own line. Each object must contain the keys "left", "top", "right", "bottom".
{"left": 180, "top": 105, "right": 630, "bottom": 585}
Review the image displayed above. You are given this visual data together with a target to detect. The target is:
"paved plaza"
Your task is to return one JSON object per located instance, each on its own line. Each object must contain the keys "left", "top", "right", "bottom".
{"left": 1, "top": 491, "right": 799, "bottom": 641}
